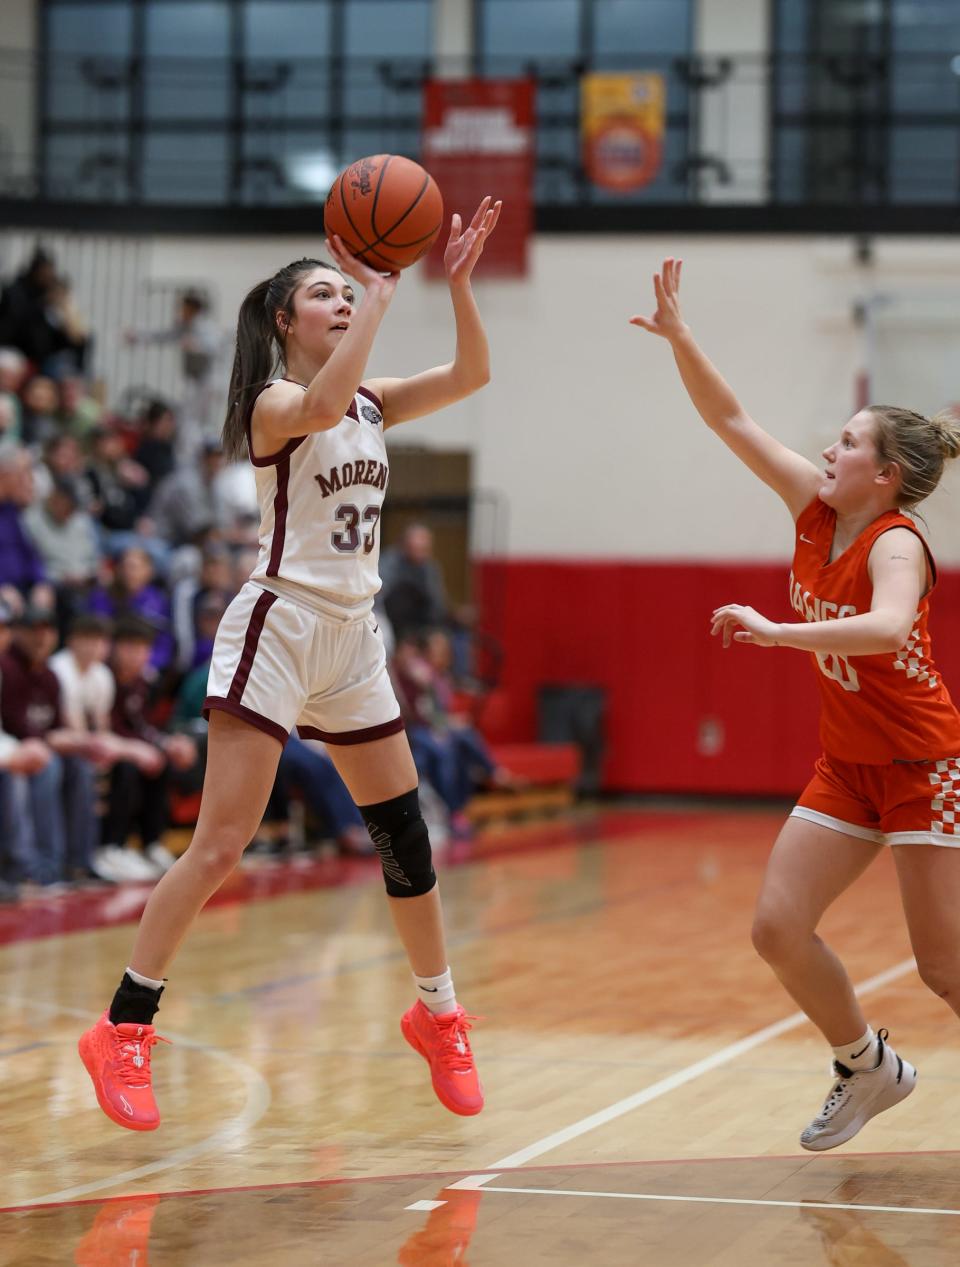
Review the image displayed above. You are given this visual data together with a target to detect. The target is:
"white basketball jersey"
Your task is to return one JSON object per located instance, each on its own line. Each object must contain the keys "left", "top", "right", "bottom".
{"left": 248, "top": 381, "right": 389, "bottom": 604}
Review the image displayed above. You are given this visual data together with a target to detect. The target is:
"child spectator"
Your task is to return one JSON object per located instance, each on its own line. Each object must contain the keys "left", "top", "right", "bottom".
{"left": 50, "top": 614, "right": 114, "bottom": 734}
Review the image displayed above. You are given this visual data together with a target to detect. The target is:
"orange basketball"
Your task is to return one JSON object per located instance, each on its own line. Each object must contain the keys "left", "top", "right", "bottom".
{"left": 324, "top": 154, "right": 444, "bottom": 272}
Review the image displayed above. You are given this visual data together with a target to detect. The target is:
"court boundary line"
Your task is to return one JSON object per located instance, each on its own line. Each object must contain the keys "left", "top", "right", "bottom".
{"left": 476, "top": 1183, "right": 960, "bottom": 1218}
{"left": 6, "top": 1149, "right": 960, "bottom": 1215}
{"left": 482, "top": 955, "right": 917, "bottom": 1170}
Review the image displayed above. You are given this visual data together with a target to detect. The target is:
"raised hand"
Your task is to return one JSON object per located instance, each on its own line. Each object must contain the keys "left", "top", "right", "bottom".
{"left": 444, "top": 196, "right": 502, "bottom": 285}
{"left": 629, "top": 256, "right": 687, "bottom": 342}
{"left": 324, "top": 233, "right": 400, "bottom": 296}
{"left": 711, "top": 603, "right": 783, "bottom": 649}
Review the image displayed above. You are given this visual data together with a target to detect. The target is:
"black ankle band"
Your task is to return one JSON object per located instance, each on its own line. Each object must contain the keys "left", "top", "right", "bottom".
{"left": 109, "top": 972, "right": 165, "bottom": 1026}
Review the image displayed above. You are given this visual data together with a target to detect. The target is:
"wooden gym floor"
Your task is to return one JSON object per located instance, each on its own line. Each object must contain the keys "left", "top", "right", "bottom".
{"left": 2, "top": 806, "right": 959, "bottom": 1265}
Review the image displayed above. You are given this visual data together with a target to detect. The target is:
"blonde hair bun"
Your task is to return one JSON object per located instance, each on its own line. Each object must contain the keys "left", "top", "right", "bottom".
{"left": 930, "top": 411, "right": 960, "bottom": 461}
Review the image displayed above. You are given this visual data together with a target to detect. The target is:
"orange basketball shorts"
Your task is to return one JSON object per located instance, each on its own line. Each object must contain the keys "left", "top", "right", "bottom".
{"left": 792, "top": 752, "right": 960, "bottom": 847}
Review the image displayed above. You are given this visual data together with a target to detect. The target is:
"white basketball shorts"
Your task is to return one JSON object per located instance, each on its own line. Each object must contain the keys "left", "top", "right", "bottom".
{"left": 203, "top": 582, "right": 404, "bottom": 746}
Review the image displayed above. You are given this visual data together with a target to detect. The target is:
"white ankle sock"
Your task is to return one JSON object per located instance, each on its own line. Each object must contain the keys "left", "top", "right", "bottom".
{"left": 832, "top": 1026, "right": 880, "bottom": 1071}
{"left": 414, "top": 967, "right": 457, "bottom": 1016}
{"left": 126, "top": 966, "right": 165, "bottom": 991}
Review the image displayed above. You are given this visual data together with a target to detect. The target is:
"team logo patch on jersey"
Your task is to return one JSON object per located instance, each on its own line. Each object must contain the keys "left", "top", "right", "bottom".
{"left": 360, "top": 403, "right": 383, "bottom": 427}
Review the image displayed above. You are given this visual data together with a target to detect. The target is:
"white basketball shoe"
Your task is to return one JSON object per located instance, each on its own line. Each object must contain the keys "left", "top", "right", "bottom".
{"left": 800, "top": 1029, "right": 916, "bottom": 1152}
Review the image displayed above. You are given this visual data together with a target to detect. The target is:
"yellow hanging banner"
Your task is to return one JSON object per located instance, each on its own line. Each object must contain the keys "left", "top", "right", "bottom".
{"left": 581, "top": 72, "right": 665, "bottom": 191}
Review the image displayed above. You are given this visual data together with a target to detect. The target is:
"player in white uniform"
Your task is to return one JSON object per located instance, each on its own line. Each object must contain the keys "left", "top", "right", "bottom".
{"left": 79, "top": 196, "right": 502, "bottom": 1132}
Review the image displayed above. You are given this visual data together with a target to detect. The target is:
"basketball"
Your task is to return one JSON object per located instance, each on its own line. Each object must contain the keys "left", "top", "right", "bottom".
{"left": 324, "top": 154, "right": 444, "bottom": 272}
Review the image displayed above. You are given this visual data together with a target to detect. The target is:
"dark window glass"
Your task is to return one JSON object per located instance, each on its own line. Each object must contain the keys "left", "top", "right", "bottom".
{"left": 243, "top": 1, "right": 333, "bottom": 57}
{"left": 144, "top": 1, "right": 231, "bottom": 119}
{"left": 343, "top": 1, "right": 431, "bottom": 56}
{"left": 141, "top": 130, "right": 229, "bottom": 202}
{"left": 44, "top": 131, "right": 130, "bottom": 201}
{"left": 593, "top": 0, "right": 690, "bottom": 56}
{"left": 47, "top": 2, "right": 133, "bottom": 57}
{"left": 479, "top": 0, "right": 581, "bottom": 63}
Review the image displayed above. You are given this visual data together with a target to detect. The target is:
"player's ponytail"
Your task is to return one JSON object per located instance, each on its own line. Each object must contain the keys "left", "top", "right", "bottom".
{"left": 223, "top": 278, "right": 274, "bottom": 459}
{"left": 870, "top": 404, "right": 960, "bottom": 509}
{"left": 222, "top": 257, "right": 344, "bottom": 460}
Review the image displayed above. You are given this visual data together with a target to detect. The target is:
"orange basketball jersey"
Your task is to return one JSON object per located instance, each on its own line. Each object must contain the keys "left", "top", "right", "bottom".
{"left": 789, "top": 498, "right": 960, "bottom": 763}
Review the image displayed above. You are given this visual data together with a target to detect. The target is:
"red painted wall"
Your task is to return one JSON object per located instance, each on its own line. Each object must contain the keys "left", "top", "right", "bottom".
{"left": 475, "top": 560, "right": 960, "bottom": 797}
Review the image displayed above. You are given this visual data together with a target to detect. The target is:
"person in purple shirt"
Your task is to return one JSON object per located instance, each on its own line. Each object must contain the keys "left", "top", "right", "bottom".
{"left": 87, "top": 545, "right": 174, "bottom": 671}
{"left": 0, "top": 448, "right": 48, "bottom": 596}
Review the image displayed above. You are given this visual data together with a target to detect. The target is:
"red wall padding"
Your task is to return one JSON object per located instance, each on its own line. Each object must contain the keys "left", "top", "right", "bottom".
{"left": 475, "top": 559, "right": 960, "bottom": 798}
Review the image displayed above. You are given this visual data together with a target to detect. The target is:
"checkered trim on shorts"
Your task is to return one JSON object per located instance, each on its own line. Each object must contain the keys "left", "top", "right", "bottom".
{"left": 894, "top": 616, "right": 938, "bottom": 689}
{"left": 929, "top": 758, "right": 960, "bottom": 836}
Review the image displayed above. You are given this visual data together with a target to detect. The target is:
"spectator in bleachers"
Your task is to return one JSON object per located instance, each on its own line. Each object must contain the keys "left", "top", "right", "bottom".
{"left": 45, "top": 276, "right": 91, "bottom": 377}
{"left": 379, "top": 523, "right": 448, "bottom": 643}
{"left": 85, "top": 424, "right": 151, "bottom": 536}
{"left": 0, "top": 397, "right": 19, "bottom": 452}
{"left": 20, "top": 375, "right": 60, "bottom": 448}
{"left": 147, "top": 439, "right": 231, "bottom": 546}
{"left": 0, "top": 348, "right": 27, "bottom": 444}
{"left": 0, "top": 605, "right": 109, "bottom": 887}
{"left": 133, "top": 399, "right": 178, "bottom": 495}
{"left": 58, "top": 374, "right": 102, "bottom": 439}
{"left": 392, "top": 630, "right": 514, "bottom": 840}
{"left": 34, "top": 433, "right": 93, "bottom": 506}
{"left": 0, "top": 596, "right": 52, "bottom": 898}
{"left": 0, "top": 739, "right": 49, "bottom": 901}
{"left": 125, "top": 289, "right": 222, "bottom": 460}
{"left": 173, "top": 592, "right": 229, "bottom": 717}
{"left": 423, "top": 628, "right": 514, "bottom": 799}
{"left": 0, "top": 448, "right": 49, "bottom": 601}
{"left": 266, "top": 737, "right": 371, "bottom": 858}
{"left": 0, "top": 248, "right": 61, "bottom": 368}
{"left": 101, "top": 617, "right": 197, "bottom": 879}
{"left": 23, "top": 480, "right": 101, "bottom": 620}
{"left": 391, "top": 633, "right": 462, "bottom": 830}
{"left": 172, "top": 547, "right": 232, "bottom": 672}
{"left": 88, "top": 546, "right": 174, "bottom": 672}
{"left": 49, "top": 614, "right": 114, "bottom": 735}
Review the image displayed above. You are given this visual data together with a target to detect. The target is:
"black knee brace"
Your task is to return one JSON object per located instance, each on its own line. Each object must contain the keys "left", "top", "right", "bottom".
{"left": 360, "top": 788, "right": 436, "bottom": 897}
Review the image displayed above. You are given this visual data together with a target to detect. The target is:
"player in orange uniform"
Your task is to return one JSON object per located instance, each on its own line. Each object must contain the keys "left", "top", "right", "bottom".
{"left": 634, "top": 257, "right": 960, "bottom": 1151}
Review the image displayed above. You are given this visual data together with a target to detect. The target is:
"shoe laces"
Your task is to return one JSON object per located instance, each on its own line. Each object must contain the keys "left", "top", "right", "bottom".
{"left": 814, "top": 1065, "right": 853, "bottom": 1123}
{"left": 808, "top": 1031, "right": 890, "bottom": 1130}
{"left": 433, "top": 1011, "right": 481, "bottom": 1073}
{"left": 113, "top": 1025, "right": 170, "bottom": 1087}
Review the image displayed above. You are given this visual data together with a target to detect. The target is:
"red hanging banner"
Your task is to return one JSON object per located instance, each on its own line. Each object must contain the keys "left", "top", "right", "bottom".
{"left": 421, "top": 78, "right": 535, "bottom": 278}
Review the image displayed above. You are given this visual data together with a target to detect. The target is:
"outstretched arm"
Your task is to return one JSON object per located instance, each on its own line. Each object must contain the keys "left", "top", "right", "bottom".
{"left": 365, "top": 197, "right": 501, "bottom": 427}
{"left": 632, "top": 257, "right": 823, "bottom": 520}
